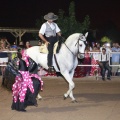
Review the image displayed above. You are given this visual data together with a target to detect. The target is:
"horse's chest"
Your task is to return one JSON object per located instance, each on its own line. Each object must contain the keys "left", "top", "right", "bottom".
{"left": 66, "top": 58, "right": 77, "bottom": 70}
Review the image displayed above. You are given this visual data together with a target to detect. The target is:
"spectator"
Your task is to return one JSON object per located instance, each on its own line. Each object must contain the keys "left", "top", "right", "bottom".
{"left": 0, "top": 37, "right": 10, "bottom": 76}
{"left": 38, "top": 40, "right": 43, "bottom": 46}
{"left": 10, "top": 45, "right": 18, "bottom": 60}
{"left": 90, "top": 46, "right": 100, "bottom": 76}
{"left": 97, "top": 48, "right": 111, "bottom": 80}
{"left": 83, "top": 45, "right": 91, "bottom": 76}
{"left": 19, "top": 41, "right": 24, "bottom": 46}
{"left": 18, "top": 41, "right": 25, "bottom": 52}
{"left": 96, "top": 42, "right": 101, "bottom": 50}
{"left": 111, "top": 43, "right": 120, "bottom": 76}
{"left": 25, "top": 41, "right": 32, "bottom": 49}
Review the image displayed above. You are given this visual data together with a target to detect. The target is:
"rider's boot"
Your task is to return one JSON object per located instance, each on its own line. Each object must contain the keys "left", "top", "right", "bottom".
{"left": 48, "top": 66, "right": 55, "bottom": 74}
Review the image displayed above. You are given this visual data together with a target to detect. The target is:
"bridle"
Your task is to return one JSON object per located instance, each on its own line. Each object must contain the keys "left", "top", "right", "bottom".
{"left": 54, "top": 34, "right": 86, "bottom": 71}
{"left": 75, "top": 35, "right": 86, "bottom": 57}
{"left": 61, "top": 35, "right": 86, "bottom": 56}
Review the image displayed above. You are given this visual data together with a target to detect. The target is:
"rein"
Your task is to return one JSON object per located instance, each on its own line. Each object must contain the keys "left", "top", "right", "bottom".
{"left": 61, "top": 35, "right": 85, "bottom": 56}
{"left": 59, "top": 36, "right": 75, "bottom": 56}
{"left": 64, "top": 43, "right": 75, "bottom": 56}
{"left": 54, "top": 35, "right": 86, "bottom": 71}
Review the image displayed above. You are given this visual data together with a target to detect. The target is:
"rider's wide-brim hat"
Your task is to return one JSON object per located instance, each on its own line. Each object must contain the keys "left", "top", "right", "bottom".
{"left": 44, "top": 12, "right": 58, "bottom": 21}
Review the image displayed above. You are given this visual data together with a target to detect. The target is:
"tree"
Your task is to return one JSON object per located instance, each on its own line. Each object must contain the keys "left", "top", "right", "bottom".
{"left": 35, "top": 1, "right": 90, "bottom": 40}
{"left": 57, "top": 1, "right": 90, "bottom": 39}
{"left": 100, "top": 36, "right": 111, "bottom": 45}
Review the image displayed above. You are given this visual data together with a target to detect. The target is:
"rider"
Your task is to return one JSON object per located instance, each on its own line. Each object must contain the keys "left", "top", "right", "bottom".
{"left": 39, "top": 12, "right": 61, "bottom": 73}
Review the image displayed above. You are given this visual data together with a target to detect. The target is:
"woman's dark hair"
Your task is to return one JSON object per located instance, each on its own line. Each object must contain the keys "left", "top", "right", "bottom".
{"left": 17, "top": 52, "right": 22, "bottom": 59}
{"left": 102, "top": 48, "right": 106, "bottom": 51}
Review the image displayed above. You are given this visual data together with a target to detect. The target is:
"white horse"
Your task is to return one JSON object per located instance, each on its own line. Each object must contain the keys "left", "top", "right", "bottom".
{"left": 26, "top": 32, "right": 88, "bottom": 102}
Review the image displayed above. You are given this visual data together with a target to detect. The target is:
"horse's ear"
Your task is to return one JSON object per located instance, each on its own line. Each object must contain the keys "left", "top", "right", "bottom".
{"left": 85, "top": 32, "right": 88, "bottom": 38}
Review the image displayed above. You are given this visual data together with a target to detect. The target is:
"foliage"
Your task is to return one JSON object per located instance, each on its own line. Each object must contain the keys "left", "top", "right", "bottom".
{"left": 34, "top": 1, "right": 90, "bottom": 40}
{"left": 100, "top": 36, "right": 111, "bottom": 44}
{"left": 57, "top": 1, "right": 90, "bottom": 39}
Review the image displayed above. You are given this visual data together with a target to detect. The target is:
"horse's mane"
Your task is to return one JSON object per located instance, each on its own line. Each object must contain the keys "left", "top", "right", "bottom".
{"left": 57, "top": 33, "right": 83, "bottom": 52}
{"left": 27, "top": 33, "right": 85, "bottom": 55}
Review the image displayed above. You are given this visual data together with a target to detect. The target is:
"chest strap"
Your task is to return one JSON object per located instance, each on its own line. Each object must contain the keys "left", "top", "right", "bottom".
{"left": 54, "top": 54, "right": 60, "bottom": 71}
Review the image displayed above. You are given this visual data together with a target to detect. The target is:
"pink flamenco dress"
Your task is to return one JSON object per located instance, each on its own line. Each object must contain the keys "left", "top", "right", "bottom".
{"left": 11, "top": 51, "right": 43, "bottom": 112}
{"left": 82, "top": 52, "right": 91, "bottom": 76}
{"left": 90, "top": 53, "right": 100, "bottom": 76}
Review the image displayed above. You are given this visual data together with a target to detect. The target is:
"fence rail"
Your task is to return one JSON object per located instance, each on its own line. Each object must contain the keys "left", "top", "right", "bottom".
{"left": 0, "top": 51, "right": 120, "bottom": 67}
{"left": 78, "top": 52, "right": 120, "bottom": 67}
{"left": 0, "top": 51, "right": 17, "bottom": 66}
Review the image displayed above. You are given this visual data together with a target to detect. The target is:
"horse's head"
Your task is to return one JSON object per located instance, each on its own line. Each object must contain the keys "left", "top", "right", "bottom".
{"left": 77, "top": 32, "right": 88, "bottom": 59}
{"left": 59, "top": 32, "right": 88, "bottom": 58}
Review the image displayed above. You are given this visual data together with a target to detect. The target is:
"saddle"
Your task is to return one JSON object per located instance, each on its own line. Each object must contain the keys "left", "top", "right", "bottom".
{"left": 39, "top": 42, "right": 58, "bottom": 54}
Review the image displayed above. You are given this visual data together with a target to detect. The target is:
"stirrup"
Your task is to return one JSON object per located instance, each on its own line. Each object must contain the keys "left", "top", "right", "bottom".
{"left": 48, "top": 66, "right": 55, "bottom": 73}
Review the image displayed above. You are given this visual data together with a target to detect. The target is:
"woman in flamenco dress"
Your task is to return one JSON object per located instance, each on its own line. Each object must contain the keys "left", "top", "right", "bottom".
{"left": 11, "top": 50, "right": 43, "bottom": 112}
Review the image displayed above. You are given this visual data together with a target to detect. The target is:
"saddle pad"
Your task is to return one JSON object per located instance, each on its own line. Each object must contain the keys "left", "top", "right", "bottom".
{"left": 39, "top": 42, "right": 58, "bottom": 54}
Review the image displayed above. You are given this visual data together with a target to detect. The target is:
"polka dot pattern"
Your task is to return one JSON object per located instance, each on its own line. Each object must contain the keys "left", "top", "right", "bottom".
{"left": 12, "top": 71, "right": 43, "bottom": 103}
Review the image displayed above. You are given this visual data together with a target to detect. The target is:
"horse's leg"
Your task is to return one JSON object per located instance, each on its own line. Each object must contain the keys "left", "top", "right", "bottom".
{"left": 62, "top": 72, "right": 75, "bottom": 101}
{"left": 37, "top": 93, "right": 42, "bottom": 100}
{"left": 69, "top": 91, "right": 77, "bottom": 103}
{"left": 64, "top": 80, "right": 75, "bottom": 101}
{"left": 69, "top": 71, "right": 77, "bottom": 102}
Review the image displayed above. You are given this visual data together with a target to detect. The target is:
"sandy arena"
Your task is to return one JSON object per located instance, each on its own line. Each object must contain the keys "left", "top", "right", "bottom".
{"left": 0, "top": 76, "right": 120, "bottom": 120}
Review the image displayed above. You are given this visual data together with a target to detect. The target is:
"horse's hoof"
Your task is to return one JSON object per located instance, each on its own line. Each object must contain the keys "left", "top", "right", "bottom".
{"left": 38, "top": 98, "right": 42, "bottom": 100}
{"left": 72, "top": 100, "right": 78, "bottom": 103}
{"left": 37, "top": 96, "right": 42, "bottom": 100}
{"left": 63, "top": 96, "right": 67, "bottom": 100}
{"left": 63, "top": 94, "right": 68, "bottom": 100}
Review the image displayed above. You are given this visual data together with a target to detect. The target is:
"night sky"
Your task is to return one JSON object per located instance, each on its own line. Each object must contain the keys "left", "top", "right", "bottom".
{"left": 0, "top": 0, "right": 120, "bottom": 30}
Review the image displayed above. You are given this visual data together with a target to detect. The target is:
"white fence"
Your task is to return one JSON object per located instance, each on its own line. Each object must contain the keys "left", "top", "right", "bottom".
{"left": 0, "top": 51, "right": 120, "bottom": 67}
{"left": 0, "top": 51, "right": 17, "bottom": 66}
{"left": 78, "top": 52, "right": 120, "bottom": 67}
